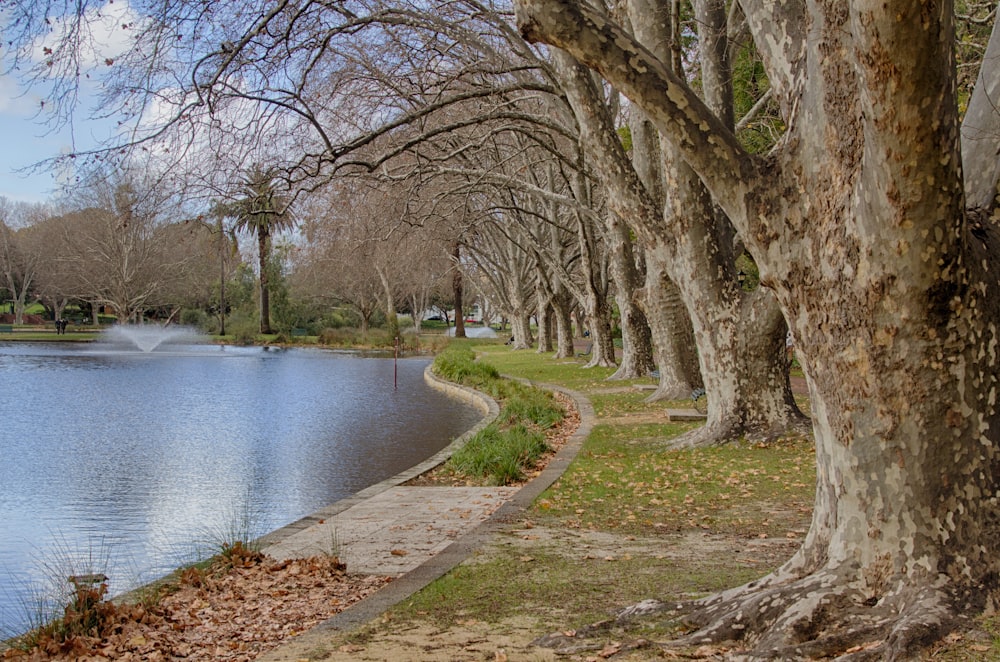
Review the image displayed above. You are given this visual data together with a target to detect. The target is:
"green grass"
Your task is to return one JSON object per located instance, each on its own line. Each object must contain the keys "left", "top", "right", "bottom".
{"left": 431, "top": 345, "right": 564, "bottom": 486}
{"left": 369, "top": 343, "right": 819, "bottom": 643}
{"left": 449, "top": 423, "right": 549, "bottom": 485}
{"left": 475, "top": 344, "right": 620, "bottom": 391}
{"left": 0, "top": 329, "right": 100, "bottom": 342}
{"left": 395, "top": 547, "right": 765, "bottom": 632}
{"left": 536, "top": 424, "right": 814, "bottom": 537}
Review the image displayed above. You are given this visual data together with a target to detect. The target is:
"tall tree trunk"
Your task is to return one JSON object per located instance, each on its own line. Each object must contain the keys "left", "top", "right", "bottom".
{"left": 574, "top": 206, "right": 616, "bottom": 368}
{"left": 535, "top": 286, "right": 553, "bottom": 353}
{"left": 452, "top": 242, "right": 465, "bottom": 339}
{"left": 258, "top": 227, "right": 272, "bottom": 335}
{"left": 509, "top": 310, "right": 533, "bottom": 349}
{"left": 638, "top": 244, "right": 701, "bottom": 400}
{"left": 518, "top": 0, "right": 1000, "bottom": 656}
{"left": 580, "top": 288, "right": 616, "bottom": 368}
{"left": 551, "top": 287, "right": 576, "bottom": 358}
{"left": 552, "top": 47, "right": 800, "bottom": 438}
{"left": 607, "top": 213, "right": 655, "bottom": 379}
{"left": 627, "top": 92, "right": 700, "bottom": 397}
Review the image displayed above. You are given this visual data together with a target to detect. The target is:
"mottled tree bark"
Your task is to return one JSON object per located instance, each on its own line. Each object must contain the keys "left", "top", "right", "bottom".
{"left": 551, "top": 285, "right": 576, "bottom": 358}
{"left": 627, "top": 89, "right": 701, "bottom": 399}
{"left": 607, "top": 212, "right": 655, "bottom": 379}
{"left": 637, "top": 245, "right": 701, "bottom": 400}
{"left": 552, "top": 46, "right": 801, "bottom": 440}
{"left": 518, "top": 0, "right": 1000, "bottom": 657}
{"left": 565, "top": 173, "right": 617, "bottom": 368}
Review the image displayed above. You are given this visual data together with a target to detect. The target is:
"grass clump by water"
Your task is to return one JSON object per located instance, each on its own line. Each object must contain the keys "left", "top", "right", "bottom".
{"left": 449, "top": 423, "right": 549, "bottom": 485}
{"left": 432, "top": 345, "right": 564, "bottom": 485}
{"left": 432, "top": 345, "right": 500, "bottom": 389}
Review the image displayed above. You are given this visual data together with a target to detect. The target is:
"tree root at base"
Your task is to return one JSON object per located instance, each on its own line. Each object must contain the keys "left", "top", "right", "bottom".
{"left": 533, "top": 570, "right": 985, "bottom": 660}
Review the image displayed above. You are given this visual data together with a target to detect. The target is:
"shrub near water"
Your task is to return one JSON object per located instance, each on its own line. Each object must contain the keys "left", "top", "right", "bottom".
{"left": 432, "top": 346, "right": 562, "bottom": 485}
{"left": 432, "top": 346, "right": 500, "bottom": 388}
{"left": 450, "top": 423, "right": 549, "bottom": 485}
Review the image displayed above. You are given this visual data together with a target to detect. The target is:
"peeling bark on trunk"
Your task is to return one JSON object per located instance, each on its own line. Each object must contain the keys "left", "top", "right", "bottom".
{"left": 567, "top": 174, "right": 616, "bottom": 368}
{"left": 551, "top": 287, "right": 576, "bottom": 358}
{"left": 607, "top": 213, "right": 655, "bottom": 379}
{"left": 628, "top": 85, "right": 700, "bottom": 399}
{"left": 535, "top": 285, "right": 553, "bottom": 353}
{"left": 638, "top": 244, "right": 701, "bottom": 400}
{"left": 580, "top": 287, "right": 615, "bottom": 368}
{"left": 552, "top": 46, "right": 800, "bottom": 437}
{"left": 661, "top": 154, "right": 802, "bottom": 444}
{"left": 517, "top": 0, "right": 1000, "bottom": 657}
{"left": 509, "top": 308, "right": 533, "bottom": 349}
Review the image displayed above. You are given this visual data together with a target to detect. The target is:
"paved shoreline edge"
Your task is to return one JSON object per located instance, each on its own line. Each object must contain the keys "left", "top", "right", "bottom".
{"left": 255, "top": 374, "right": 595, "bottom": 659}
{"left": 255, "top": 364, "right": 501, "bottom": 551}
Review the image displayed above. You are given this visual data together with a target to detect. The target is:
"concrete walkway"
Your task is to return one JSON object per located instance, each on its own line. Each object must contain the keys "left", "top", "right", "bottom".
{"left": 263, "top": 486, "right": 519, "bottom": 575}
{"left": 254, "top": 375, "right": 594, "bottom": 662}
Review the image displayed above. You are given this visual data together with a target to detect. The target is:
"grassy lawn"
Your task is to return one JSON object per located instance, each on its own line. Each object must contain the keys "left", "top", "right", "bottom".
{"left": 357, "top": 340, "right": 996, "bottom": 660}
{"left": 355, "top": 341, "right": 816, "bottom": 650}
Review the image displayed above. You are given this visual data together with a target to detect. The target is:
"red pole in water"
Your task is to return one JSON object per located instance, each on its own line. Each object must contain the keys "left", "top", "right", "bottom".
{"left": 394, "top": 335, "right": 399, "bottom": 390}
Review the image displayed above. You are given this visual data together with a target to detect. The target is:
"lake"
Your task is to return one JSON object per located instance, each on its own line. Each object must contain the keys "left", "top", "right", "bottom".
{"left": 0, "top": 340, "right": 482, "bottom": 635}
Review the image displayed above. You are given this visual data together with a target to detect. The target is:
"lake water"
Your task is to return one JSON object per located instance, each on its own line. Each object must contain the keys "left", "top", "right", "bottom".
{"left": 0, "top": 341, "right": 482, "bottom": 635}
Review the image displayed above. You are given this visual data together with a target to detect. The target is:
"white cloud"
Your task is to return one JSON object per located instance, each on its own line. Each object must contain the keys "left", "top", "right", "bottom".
{"left": 32, "top": 0, "right": 146, "bottom": 71}
{"left": 0, "top": 74, "right": 44, "bottom": 116}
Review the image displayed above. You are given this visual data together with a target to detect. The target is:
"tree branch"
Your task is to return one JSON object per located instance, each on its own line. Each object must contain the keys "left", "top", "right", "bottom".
{"left": 515, "top": 0, "right": 757, "bottom": 222}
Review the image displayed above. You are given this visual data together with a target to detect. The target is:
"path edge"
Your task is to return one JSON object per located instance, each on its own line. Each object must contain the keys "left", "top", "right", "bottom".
{"left": 256, "top": 377, "right": 595, "bottom": 658}
{"left": 256, "top": 364, "right": 500, "bottom": 551}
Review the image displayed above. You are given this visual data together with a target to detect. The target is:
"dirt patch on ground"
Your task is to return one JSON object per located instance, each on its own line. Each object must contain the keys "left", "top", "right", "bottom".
{"left": 599, "top": 412, "right": 672, "bottom": 426}
{"left": 489, "top": 523, "right": 800, "bottom": 567}
{"left": 257, "top": 519, "right": 803, "bottom": 662}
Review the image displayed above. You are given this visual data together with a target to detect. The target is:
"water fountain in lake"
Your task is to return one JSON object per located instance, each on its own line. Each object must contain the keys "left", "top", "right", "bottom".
{"left": 101, "top": 324, "right": 204, "bottom": 352}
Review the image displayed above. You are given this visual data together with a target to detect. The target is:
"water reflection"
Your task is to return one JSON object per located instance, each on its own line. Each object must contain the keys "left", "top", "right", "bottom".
{"left": 0, "top": 343, "right": 481, "bottom": 635}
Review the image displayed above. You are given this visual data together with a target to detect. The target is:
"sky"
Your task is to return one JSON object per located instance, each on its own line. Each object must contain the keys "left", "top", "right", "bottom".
{"left": 0, "top": 73, "right": 77, "bottom": 204}
{"left": 0, "top": 1, "right": 138, "bottom": 205}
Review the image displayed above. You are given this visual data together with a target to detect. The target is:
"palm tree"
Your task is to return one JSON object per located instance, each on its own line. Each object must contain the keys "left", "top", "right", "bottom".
{"left": 230, "top": 166, "right": 294, "bottom": 334}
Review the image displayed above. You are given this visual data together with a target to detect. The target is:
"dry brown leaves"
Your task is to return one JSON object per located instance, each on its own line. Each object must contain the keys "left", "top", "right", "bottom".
{"left": 7, "top": 394, "right": 580, "bottom": 661}
{"left": 5, "top": 555, "right": 391, "bottom": 662}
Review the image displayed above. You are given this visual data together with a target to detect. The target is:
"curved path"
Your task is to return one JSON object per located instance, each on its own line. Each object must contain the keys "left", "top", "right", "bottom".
{"left": 255, "top": 379, "right": 595, "bottom": 661}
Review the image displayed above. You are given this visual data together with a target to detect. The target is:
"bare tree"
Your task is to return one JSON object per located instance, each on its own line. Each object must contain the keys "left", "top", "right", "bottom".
{"left": 0, "top": 199, "right": 51, "bottom": 324}
{"left": 47, "top": 170, "right": 198, "bottom": 322}
{"left": 549, "top": 14, "right": 803, "bottom": 442}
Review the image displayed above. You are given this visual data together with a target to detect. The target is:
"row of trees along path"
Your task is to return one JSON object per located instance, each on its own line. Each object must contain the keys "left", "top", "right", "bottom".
{"left": 3, "top": 0, "right": 999, "bottom": 658}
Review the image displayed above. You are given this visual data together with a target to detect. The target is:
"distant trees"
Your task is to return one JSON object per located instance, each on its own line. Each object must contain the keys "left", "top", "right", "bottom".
{"left": 0, "top": 181, "right": 229, "bottom": 328}
{"left": 292, "top": 176, "right": 454, "bottom": 336}
{"left": 0, "top": 198, "right": 50, "bottom": 323}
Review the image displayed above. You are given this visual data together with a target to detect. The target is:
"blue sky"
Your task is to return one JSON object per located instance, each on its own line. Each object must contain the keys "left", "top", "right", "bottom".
{"left": 0, "top": 1, "right": 136, "bottom": 205}
{"left": 0, "top": 73, "right": 75, "bottom": 203}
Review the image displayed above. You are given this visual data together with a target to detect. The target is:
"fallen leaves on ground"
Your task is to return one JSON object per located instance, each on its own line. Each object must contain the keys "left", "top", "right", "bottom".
{"left": 5, "top": 555, "right": 391, "bottom": 661}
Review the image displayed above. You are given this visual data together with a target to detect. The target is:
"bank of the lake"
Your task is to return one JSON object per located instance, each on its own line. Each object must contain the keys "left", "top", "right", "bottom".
{"left": 0, "top": 341, "right": 482, "bottom": 637}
